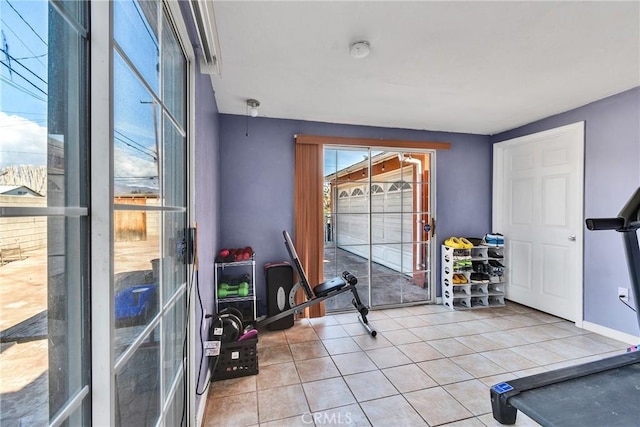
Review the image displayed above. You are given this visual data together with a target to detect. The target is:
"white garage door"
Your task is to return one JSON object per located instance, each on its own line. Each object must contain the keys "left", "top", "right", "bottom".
{"left": 335, "top": 168, "right": 414, "bottom": 273}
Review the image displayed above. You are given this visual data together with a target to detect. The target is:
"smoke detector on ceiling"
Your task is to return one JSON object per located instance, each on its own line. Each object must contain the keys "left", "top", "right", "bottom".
{"left": 350, "top": 41, "right": 370, "bottom": 59}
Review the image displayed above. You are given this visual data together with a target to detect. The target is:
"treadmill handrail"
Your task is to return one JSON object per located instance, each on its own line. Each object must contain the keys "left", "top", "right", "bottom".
{"left": 585, "top": 186, "right": 640, "bottom": 329}
{"left": 618, "top": 187, "right": 640, "bottom": 229}
{"left": 586, "top": 187, "right": 640, "bottom": 231}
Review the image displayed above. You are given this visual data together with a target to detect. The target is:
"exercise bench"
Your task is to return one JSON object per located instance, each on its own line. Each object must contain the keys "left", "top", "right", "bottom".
{"left": 258, "top": 231, "right": 377, "bottom": 337}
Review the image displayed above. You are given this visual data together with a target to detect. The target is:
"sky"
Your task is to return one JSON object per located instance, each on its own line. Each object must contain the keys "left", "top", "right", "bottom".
{"left": 0, "top": 0, "right": 49, "bottom": 169}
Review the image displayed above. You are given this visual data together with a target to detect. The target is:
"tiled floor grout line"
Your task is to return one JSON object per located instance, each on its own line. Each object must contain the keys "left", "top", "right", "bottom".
{"left": 204, "top": 302, "right": 630, "bottom": 426}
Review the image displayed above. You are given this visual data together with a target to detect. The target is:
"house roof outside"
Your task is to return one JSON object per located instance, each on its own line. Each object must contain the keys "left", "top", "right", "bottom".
{"left": 0, "top": 185, "right": 43, "bottom": 197}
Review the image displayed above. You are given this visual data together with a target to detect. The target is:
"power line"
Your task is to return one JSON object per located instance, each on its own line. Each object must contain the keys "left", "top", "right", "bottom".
{"left": 0, "top": 19, "right": 47, "bottom": 70}
{"left": 0, "top": 60, "right": 47, "bottom": 95}
{"left": 114, "top": 129, "right": 156, "bottom": 158}
{"left": 0, "top": 121, "right": 47, "bottom": 128}
{"left": 1, "top": 111, "right": 46, "bottom": 116}
{"left": 114, "top": 176, "right": 158, "bottom": 180}
{"left": 131, "top": 0, "right": 159, "bottom": 50}
{"left": 5, "top": 0, "right": 48, "bottom": 47}
{"left": 12, "top": 52, "right": 47, "bottom": 61}
{"left": 0, "top": 151, "right": 46, "bottom": 156}
{"left": 0, "top": 47, "right": 47, "bottom": 85}
{"left": 114, "top": 135, "right": 157, "bottom": 161}
{"left": 0, "top": 75, "right": 46, "bottom": 102}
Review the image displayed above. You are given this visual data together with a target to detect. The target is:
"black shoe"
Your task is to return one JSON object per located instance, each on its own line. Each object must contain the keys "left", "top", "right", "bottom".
{"left": 470, "top": 272, "right": 490, "bottom": 283}
{"left": 488, "top": 260, "right": 505, "bottom": 276}
{"left": 488, "top": 249, "right": 503, "bottom": 258}
{"left": 466, "top": 237, "right": 483, "bottom": 246}
{"left": 488, "top": 260, "right": 505, "bottom": 268}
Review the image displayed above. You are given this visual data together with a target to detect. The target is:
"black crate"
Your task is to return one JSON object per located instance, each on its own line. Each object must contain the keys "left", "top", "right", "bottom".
{"left": 211, "top": 337, "right": 258, "bottom": 381}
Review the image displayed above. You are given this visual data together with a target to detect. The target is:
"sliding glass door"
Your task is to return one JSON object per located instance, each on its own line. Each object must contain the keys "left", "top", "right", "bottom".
{"left": 323, "top": 147, "right": 435, "bottom": 310}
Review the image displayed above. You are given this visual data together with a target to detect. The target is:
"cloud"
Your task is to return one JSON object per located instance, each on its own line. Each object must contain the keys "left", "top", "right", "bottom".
{"left": 114, "top": 146, "right": 158, "bottom": 178}
{"left": 0, "top": 112, "right": 47, "bottom": 168}
{"left": 114, "top": 146, "right": 159, "bottom": 194}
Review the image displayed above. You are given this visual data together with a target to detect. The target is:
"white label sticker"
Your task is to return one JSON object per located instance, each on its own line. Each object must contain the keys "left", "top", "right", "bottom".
{"left": 231, "top": 351, "right": 240, "bottom": 360}
{"left": 204, "top": 340, "right": 220, "bottom": 356}
{"left": 213, "top": 327, "right": 223, "bottom": 336}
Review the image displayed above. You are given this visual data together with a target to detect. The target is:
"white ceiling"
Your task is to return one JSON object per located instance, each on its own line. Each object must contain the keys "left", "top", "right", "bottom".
{"left": 208, "top": 1, "right": 639, "bottom": 135}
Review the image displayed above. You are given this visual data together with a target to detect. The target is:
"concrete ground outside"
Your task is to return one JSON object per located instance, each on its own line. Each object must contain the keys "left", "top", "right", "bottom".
{"left": 0, "top": 239, "right": 158, "bottom": 426}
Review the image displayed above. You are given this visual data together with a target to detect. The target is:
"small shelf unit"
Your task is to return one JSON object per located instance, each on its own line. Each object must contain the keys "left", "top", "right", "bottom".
{"left": 441, "top": 244, "right": 506, "bottom": 310}
{"left": 214, "top": 256, "right": 257, "bottom": 321}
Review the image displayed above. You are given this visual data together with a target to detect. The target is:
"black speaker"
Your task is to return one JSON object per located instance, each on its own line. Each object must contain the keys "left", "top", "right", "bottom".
{"left": 264, "top": 262, "right": 294, "bottom": 330}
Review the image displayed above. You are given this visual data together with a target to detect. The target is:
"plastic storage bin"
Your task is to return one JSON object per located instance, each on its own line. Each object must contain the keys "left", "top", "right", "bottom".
{"left": 211, "top": 337, "right": 258, "bottom": 381}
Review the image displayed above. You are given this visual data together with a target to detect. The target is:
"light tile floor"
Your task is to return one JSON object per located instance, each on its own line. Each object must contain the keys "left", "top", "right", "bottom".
{"left": 203, "top": 302, "right": 631, "bottom": 426}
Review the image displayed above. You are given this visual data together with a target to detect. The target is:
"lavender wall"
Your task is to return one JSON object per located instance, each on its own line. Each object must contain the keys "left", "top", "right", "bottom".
{"left": 218, "top": 115, "right": 492, "bottom": 312}
{"left": 193, "top": 58, "right": 219, "bottom": 395}
{"left": 492, "top": 87, "right": 640, "bottom": 336}
{"left": 179, "top": 0, "right": 221, "bottom": 409}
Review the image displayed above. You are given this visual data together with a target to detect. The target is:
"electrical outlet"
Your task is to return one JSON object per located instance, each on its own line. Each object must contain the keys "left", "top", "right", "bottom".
{"left": 618, "top": 287, "right": 629, "bottom": 302}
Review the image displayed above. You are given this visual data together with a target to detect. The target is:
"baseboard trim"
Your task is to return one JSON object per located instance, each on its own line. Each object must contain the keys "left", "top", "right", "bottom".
{"left": 195, "top": 371, "right": 211, "bottom": 426}
{"left": 582, "top": 321, "right": 640, "bottom": 345}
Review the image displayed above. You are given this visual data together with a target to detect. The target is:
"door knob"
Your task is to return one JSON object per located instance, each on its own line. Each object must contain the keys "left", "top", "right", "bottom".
{"left": 568, "top": 235, "right": 576, "bottom": 241}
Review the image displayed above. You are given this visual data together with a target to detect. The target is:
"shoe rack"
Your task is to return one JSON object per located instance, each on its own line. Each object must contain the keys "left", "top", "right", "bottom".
{"left": 441, "top": 244, "right": 506, "bottom": 310}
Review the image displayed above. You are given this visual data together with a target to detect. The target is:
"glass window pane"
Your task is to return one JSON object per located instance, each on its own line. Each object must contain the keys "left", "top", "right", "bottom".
{"left": 0, "top": 217, "right": 49, "bottom": 426}
{"left": 162, "top": 211, "right": 187, "bottom": 301}
{"left": 166, "top": 376, "right": 185, "bottom": 426}
{"left": 48, "top": 2, "right": 89, "bottom": 208}
{"left": 162, "top": 117, "right": 186, "bottom": 208}
{"left": 115, "top": 326, "right": 161, "bottom": 427}
{"left": 163, "top": 294, "right": 185, "bottom": 396}
{"left": 0, "top": 216, "right": 89, "bottom": 425}
{"left": 161, "top": 16, "right": 185, "bottom": 128}
{"left": 323, "top": 244, "right": 369, "bottom": 312}
{"left": 47, "top": 216, "right": 90, "bottom": 415}
{"left": 114, "top": 209, "right": 160, "bottom": 358}
{"left": 1, "top": 3, "right": 89, "bottom": 209}
{"left": 371, "top": 272, "right": 428, "bottom": 306}
{"left": 113, "top": 52, "right": 160, "bottom": 199}
{"left": 114, "top": 0, "right": 159, "bottom": 94}
{"left": 0, "top": 0, "right": 48, "bottom": 196}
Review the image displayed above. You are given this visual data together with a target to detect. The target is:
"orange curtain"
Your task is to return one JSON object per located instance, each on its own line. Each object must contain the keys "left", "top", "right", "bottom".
{"left": 294, "top": 142, "right": 325, "bottom": 318}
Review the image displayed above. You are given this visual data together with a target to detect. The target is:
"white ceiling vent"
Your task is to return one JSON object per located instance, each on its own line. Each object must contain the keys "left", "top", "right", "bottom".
{"left": 190, "top": 0, "right": 222, "bottom": 75}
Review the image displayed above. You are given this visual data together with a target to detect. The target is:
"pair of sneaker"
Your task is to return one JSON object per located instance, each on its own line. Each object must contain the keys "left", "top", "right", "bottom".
{"left": 487, "top": 260, "right": 505, "bottom": 276}
{"left": 483, "top": 233, "right": 504, "bottom": 246}
{"left": 452, "top": 273, "right": 468, "bottom": 284}
{"left": 445, "top": 237, "right": 474, "bottom": 249}
{"left": 470, "top": 272, "right": 491, "bottom": 283}
{"left": 488, "top": 248, "right": 503, "bottom": 259}
{"left": 454, "top": 260, "right": 472, "bottom": 270}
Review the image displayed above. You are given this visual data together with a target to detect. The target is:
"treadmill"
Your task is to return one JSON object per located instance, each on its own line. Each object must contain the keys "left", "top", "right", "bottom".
{"left": 490, "top": 187, "right": 640, "bottom": 426}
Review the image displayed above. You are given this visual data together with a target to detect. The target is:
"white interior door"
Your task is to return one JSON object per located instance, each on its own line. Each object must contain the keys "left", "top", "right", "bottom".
{"left": 493, "top": 122, "right": 584, "bottom": 323}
